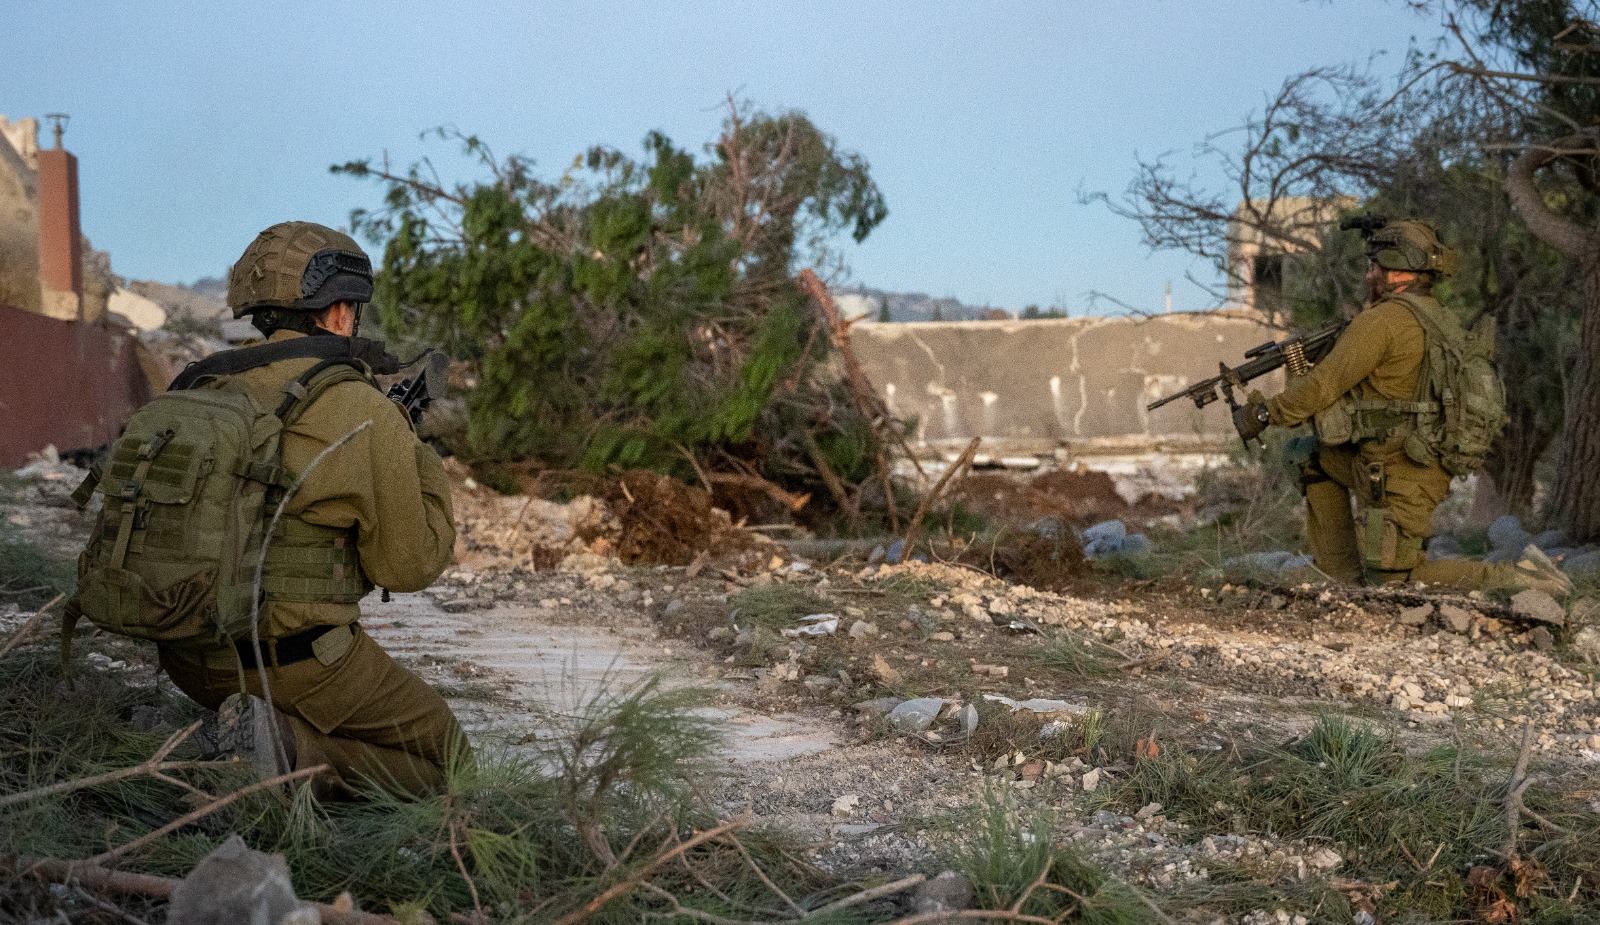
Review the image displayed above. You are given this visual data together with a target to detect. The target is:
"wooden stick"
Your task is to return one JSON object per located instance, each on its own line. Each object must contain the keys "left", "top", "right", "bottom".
{"left": 799, "top": 873, "right": 926, "bottom": 918}
{"left": 87, "top": 765, "right": 327, "bottom": 867}
{"left": 703, "top": 472, "right": 810, "bottom": 512}
{"left": 801, "top": 432, "right": 860, "bottom": 529}
{"left": 547, "top": 816, "right": 749, "bottom": 925}
{"left": 5, "top": 854, "right": 403, "bottom": 925}
{"left": 0, "top": 592, "right": 64, "bottom": 660}
{"left": 900, "top": 437, "right": 981, "bottom": 560}
{"left": 0, "top": 722, "right": 230, "bottom": 809}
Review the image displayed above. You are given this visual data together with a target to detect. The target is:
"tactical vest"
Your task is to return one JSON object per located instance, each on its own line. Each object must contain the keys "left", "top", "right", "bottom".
{"left": 70, "top": 345, "right": 381, "bottom": 644}
{"left": 1312, "top": 291, "right": 1507, "bottom": 476}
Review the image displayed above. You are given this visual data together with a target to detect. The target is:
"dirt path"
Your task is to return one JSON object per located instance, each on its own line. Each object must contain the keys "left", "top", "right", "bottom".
{"left": 365, "top": 594, "right": 844, "bottom": 764}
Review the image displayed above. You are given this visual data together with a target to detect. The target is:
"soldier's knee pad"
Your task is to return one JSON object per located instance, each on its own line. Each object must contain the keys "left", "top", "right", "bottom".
{"left": 1362, "top": 507, "right": 1424, "bottom": 573}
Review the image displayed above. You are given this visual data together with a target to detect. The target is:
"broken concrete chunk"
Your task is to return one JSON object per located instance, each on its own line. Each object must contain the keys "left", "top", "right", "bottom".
{"left": 886, "top": 698, "right": 946, "bottom": 732}
{"left": 168, "top": 835, "right": 318, "bottom": 925}
{"left": 1511, "top": 589, "right": 1566, "bottom": 626}
{"left": 1398, "top": 604, "right": 1432, "bottom": 627}
{"left": 1080, "top": 767, "right": 1102, "bottom": 792}
{"left": 1437, "top": 603, "right": 1474, "bottom": 633}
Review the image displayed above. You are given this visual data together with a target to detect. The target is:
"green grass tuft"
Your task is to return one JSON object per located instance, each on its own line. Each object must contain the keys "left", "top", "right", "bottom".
{"left": 728, "top": 584, "right": 837, "bottom": 631}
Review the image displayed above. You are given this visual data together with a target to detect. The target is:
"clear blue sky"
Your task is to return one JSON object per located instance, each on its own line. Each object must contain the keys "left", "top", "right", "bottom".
{"left": 2, "top": 1, "right": 1440, "bottom": 315}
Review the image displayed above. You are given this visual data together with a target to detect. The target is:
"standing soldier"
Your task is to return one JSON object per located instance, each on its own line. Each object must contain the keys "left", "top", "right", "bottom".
{"left": 1232, "top": 218, "right": 1570, "bottom": 596}
{"left": 75, "top": 221, "right": 467, "bottom": 798}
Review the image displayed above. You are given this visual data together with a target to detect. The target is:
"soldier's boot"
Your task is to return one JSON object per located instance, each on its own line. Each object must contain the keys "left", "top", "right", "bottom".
{"left": 1513, "top": 545, "right": 1573, "bottom": 598}
{"left": 214, "top": 693, "right": 296, "bottom": 779}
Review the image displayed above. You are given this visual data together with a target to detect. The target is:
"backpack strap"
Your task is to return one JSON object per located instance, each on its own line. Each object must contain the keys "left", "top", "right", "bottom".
{"left": 168, "top": 335, "right": 401, "bottom": 391}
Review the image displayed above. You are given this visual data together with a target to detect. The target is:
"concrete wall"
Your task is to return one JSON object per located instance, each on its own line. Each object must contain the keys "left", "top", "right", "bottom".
{"left": 851, "top": 312, "right": 1287, "bottom": 450}
{"left": 0, "top": 302, "right": 150, "bottom": 465}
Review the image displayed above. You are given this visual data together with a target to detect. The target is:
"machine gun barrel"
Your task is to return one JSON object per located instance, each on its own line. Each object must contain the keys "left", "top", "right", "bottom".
{"left": 1144, "top": 320, "right": 1346, "bottom": 414}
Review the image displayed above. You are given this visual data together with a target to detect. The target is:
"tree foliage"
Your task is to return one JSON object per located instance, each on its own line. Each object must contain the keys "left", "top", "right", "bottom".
{"left": 334, "top": 102, "right": 892, "bottom": 515}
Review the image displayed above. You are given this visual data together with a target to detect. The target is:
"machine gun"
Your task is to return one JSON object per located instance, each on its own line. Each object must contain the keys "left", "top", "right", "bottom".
{"left": 1145, "top": 321, "right": 1347, "bottom": 439}
{"left": 386, "top": 350, "right": 450, "bottom": 425}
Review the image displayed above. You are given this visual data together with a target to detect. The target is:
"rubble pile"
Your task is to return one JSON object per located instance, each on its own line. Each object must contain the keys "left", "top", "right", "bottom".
{"left": 449, "top": 463, "right": 782, "bottom": 572}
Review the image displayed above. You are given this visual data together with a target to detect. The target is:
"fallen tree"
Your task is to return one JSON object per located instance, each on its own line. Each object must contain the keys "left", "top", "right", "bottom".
{"left": 337, "top": 99, "right": 908, "bottom": 529}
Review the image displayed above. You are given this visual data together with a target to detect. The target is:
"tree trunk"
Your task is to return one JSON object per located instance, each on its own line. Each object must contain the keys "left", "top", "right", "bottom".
{"left": 1548, "top": 268, "right": 1600, "bottom": 539}
{"left": 1506, "top": 140, "right": 1600, "bottom": 540}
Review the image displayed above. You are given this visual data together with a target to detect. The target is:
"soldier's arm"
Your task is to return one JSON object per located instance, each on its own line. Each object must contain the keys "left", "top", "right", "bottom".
{"left": 1264, "top": 304, "right": 1399, "bottom": 428}
{"left": 287, "top": 382, "right": 456, "bottom": 593}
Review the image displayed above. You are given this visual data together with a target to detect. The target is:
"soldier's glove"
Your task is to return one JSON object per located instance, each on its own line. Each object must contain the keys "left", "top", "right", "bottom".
{"left": 1232, "top": 393, "right": 1271, "bottom": 442}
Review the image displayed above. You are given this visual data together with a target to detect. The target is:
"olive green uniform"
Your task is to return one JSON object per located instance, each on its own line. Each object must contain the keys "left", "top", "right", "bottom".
{"left": 158, "top": 330, "right": 467, "bottom": 798}
{"left": 1266, "top": 294, "right": 1515, "bottom": 588}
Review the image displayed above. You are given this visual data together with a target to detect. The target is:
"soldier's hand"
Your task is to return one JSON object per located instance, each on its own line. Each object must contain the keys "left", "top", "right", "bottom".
{"left": 1232, "top": 397, "right": 1270, "bottom": 442}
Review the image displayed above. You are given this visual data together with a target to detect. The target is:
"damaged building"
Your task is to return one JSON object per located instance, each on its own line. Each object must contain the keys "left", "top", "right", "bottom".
{"left": 0, "top": 115, "right": 151, "bottom": 466}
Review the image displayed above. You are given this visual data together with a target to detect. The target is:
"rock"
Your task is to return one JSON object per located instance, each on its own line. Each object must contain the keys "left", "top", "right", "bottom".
{"left": 1573, "top": 626, "right": 1600, "bottom": 664}
{"left": 1121, "top": 533, "right": 1152, "bottom": 554}
{"left": 1081, "top": 519, "right": 1127, "bottom": 557}
{"left": 848, "top": 620, "right": 879, "bottom": 639}
{"left": 1511, "top": 589, "right": 1566, "bottom": 626}
{"left": 872, "top": 654, "right": 902, "bottom": 684}
{"left": 959, "top": 703, "right": 980, "bottom": 736}
{"left": 1530, "top": 626, "right": 1556, "bottom": 652}
{"left": 886, "top": 698, "right": 946, "bottom": 732}
{"left": 1399, "top": 604, "right": 1433, "bottom": 626}
{"left": 1488, "top": 515, "right": 1529, "bottom": 552}
{"left": 1391, "top": 693, "right": 1412, "bottom": 712}
{"left": 928, "top": 631, "right": 956, "bottom": 642}
{"left": 1306, "top": 847, "right": 1342, "bottom": 870}
{"left": 1564, "top": 548, "right": 1600, "bottom": 579}
{"left": 440, "top": 598, "right": 477, "bottom": 614}
{"left": 831, "top": 793, "right": 861, "bottom": 817}
{"left": 1536, "top": 529, "right": 1570, "bottom": 551}
{"left": 911, "top": 870, "right": 974, "bottom": 920}
{"left": 706, "top": 626, "right": 733, "bottom": 642}
{"left": 853, "top": 697, "right": 900, "bottom": 716}
{"left": 1438, "top": 603, "right": 1474, "bottom": 633}
{"left": 1134, "top": 801, "right": 1163, "bottom": 820}
{"left": 167, "top": 835, "right": 318, "bottom": 925}
{"left": 1080, "top": 767, "right": 1102, "bottom": 792}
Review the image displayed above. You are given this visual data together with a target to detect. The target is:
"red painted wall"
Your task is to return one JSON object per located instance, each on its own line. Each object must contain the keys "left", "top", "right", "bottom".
{"left": 0, "top": 303, "right": 149, "bottom": 466}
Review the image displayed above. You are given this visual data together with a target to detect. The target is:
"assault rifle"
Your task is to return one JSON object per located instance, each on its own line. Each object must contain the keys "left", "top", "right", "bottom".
{"left": 386, "top": 349, "right": 450, "bottom": 425}
{"left": 1145, "top": 321, "right": 1347, "bottom": 439}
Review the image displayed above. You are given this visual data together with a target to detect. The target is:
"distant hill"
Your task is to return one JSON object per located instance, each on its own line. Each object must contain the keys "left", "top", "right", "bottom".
{"left": 835, "top": 286, "right": 1005, "bottom": 323}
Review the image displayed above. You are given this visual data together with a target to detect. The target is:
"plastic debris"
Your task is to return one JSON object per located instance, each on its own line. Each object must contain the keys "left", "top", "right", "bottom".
{"left": 886, "top": 697, "right": 947, "bottom": 732}
{"left": 983, "top": 694, "right": 1088, "bottom": 715}
{"left": 781, "top": 613, "right": 839, "bottom": 637}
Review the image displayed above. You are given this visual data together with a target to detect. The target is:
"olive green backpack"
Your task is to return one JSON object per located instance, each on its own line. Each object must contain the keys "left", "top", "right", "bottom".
{"left": 1391, "top": 291, "right": 1509, "bottom": 477}
{"left": 69, "top": 341, "right": 382, "bottom": 644}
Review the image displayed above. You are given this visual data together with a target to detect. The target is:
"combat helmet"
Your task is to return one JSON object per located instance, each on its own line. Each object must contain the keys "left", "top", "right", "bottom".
{"left": 227, "top": 221, "right": 374, "bottom": 318}
{"left": 1366, "top": 219, "right": 1458, "bottom": 277}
